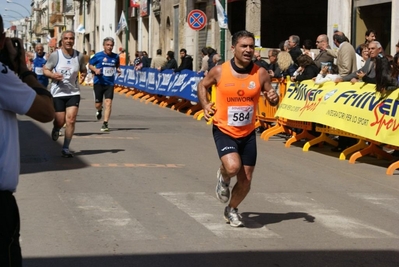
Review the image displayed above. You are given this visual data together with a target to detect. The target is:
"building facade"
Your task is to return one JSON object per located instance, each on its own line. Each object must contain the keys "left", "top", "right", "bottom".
{"left": 5, "top": 0, "right": 399, "bottom": 69}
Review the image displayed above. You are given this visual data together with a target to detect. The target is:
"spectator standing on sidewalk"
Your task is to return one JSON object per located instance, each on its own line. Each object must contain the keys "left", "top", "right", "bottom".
{"left": 150, "top": 49, "right": 167, "bottom": 69}
{"left": 175, "top": 48, "right": 193, "bottom": 72}
{"left": 0, "top": 15, "right": 54, "bottom": 266}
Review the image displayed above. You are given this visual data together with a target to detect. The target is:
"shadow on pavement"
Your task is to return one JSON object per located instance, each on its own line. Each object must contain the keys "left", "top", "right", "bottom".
{"left": 18, "top": 120, "right": 89, "bottom": 174}
{"left": 23, "top": 250, "right": 399, "bottom": 267}
{"left": 242, "top": 212, "right": 315, "bottom": 229}
{"left": 111, "top": 127, "right": 150, "bottom": 131}
{"left": 74, "top": 132, "right": 111, "bottom": 137}
{"left": 73, "top": 149, "right": 125, "bottom": 156}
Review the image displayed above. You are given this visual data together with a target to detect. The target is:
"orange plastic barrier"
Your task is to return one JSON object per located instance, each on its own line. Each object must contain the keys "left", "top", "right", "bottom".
{"left": 386, "top": 145, "right": 399, "bottom": 175}
{"left": 255, "top": 78, "right": 286, "bottom": 129}
{"left": 260, "top": 118, "right": 316, "bottom": 147}
{"left": 256, "top": 78, "right": 318, "bottom": 147}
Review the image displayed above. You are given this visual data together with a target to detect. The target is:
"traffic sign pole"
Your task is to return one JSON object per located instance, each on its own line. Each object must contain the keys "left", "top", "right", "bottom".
{"left": 220, "top": 0, "right": 226, "bottom": 62}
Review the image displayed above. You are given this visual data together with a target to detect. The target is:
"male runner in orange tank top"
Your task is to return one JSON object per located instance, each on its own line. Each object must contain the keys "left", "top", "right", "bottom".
{"left": 198, "top": 30, "right": 279, "bottom": 227}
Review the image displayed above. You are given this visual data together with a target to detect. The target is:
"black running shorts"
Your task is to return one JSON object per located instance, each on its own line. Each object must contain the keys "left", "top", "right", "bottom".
{"left": 212, "top": 125, "right": 257, "bottom": 166}
{"left": 93, "top": 84, "right": 114, "bottom": 103}
{"left": 53, "top": 95, "right": 81, "bottom": 112}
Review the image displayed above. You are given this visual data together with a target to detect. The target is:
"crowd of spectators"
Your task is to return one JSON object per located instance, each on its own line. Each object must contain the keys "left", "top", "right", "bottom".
{"left": 251, "top": 30, "right": 399, "bottom": 152}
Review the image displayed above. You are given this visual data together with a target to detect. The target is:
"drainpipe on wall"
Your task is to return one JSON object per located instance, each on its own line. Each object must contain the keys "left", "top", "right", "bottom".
{"left": 138, "top": 15, "right": 142, "bottom": 51}
{"left": 148, "top": 4, "right": 152, "bottom": 57}
{"left": 93, "top": 0, "right": 96, "bottom": 52}
{"left": 125, "top": 0, "right": 129, "bottom": 60}
{"left": 47, "top": 0, "right": 49, "bottom": 52}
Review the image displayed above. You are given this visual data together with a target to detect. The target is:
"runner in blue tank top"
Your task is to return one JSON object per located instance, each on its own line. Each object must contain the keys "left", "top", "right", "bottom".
{"left": 89, "top": 37, "right": 121, "bottom": 132}
{"left": 32, "top": 43, "right": 49, "bottom": 88}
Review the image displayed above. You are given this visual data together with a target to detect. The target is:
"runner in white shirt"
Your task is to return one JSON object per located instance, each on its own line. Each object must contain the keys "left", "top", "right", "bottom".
{"left": 43, "top": 30, "right": 87, "bottom": 158}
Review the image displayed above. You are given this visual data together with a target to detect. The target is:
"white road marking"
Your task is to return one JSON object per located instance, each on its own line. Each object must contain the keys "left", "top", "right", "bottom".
{"left": 59, "top": 193, "right": 156, "bottom": 240}
{"left": 159, "top": 192, "right": 280, "bottom": 238}
{"left": 258, "top": 193, "right": 397, "bottom": 238}
{"left": 349, "top": 193, "right": 399, "bottom": 215}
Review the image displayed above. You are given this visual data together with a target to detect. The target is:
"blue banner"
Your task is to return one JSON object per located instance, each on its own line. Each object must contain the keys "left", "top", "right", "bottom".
{"left": 115, "top": 66, "right": 204, "bottom": 102}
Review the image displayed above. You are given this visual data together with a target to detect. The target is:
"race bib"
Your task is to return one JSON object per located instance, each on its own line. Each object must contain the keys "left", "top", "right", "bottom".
{"left": 103, "top": 67, "right": 115, "bottom": 77}
{"left": 35, "top": 67, "right": 43, "bottom": 75}
{"left": 227, "top": 106, "right": 254, "bottom": 126}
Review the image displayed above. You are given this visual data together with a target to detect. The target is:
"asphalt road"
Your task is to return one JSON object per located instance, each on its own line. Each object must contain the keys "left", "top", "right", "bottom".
{"left": 16, "top": 85, "right": 399, "bottom": 267}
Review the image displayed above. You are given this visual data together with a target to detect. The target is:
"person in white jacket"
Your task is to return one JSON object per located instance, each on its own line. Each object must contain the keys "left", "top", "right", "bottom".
{"left": 314, "top": 62, "right": 340, "bottom": 85}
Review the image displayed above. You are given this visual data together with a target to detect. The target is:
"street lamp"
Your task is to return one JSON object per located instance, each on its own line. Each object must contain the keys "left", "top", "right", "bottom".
{"left": 3, "top": 14, "right": 20, "bottom": 21}
{"left": 4, "top": 8, "right": 26, "bottom": 19}
{"left": 6, "top": 0, "right": 32, "bottom": 49}
{"left": 6, "top": 0, "right": 32, "bottom": 17}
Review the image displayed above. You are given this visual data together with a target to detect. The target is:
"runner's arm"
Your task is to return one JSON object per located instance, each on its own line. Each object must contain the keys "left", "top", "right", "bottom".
{"left": 259, "top": 67, "right": 279, "bottom": 106}
{"left": 197, "top": 65, "right": 221, "bottom": 121}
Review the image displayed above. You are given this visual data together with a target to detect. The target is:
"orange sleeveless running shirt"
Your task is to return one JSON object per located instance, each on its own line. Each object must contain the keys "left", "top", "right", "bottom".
{"left": 213, "top": 61, "right": 262, "bottom": 138}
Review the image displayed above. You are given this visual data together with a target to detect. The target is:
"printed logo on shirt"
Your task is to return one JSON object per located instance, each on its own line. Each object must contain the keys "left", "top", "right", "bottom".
{"left": 237, "top": 90, "right": 245, "bottom": 96}
{"left": 103, "top": 58, "right": 108, "bottom": 62}
{"left": 248, "top": 81, "right": 256, "bottom": 89}
{"left": 224, "top": 83, "right": 235, "bottom": 87}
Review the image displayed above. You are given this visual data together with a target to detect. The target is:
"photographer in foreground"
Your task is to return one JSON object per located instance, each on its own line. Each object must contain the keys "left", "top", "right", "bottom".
{"left": 0, "top": 15, "right": 54, "bottom": 267}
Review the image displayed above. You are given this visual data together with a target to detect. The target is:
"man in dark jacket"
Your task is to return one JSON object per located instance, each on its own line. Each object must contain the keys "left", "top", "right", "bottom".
{"left": 288, "top": 35, "right": 302, "bottom": 67}
{"left": 160, "top": 51, "right": 178, "bottom": 71}
{"left": 175, "top": 48, "right": 193, "bottom": 72}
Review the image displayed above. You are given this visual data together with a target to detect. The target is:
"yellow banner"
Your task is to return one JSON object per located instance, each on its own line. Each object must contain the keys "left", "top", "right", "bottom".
{"left": 275, "top": 80, "right": 399, "bottom": 146}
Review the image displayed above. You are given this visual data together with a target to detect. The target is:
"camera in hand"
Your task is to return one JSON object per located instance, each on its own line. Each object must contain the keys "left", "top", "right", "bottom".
{"left": 0, "top": 38, "right": 21, "bottom": 72}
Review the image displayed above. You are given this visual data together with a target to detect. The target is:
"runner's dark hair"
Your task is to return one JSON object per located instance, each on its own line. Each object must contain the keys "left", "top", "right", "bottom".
{"left": 231, "top": 30, "right": 254, "bottom": 46}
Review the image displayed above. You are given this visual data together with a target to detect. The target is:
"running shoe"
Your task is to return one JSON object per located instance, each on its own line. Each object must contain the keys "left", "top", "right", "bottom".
{"left": 51, "top": 128, "right": 60, "bottom": 141}
{"left": 215, "top": 168, "right": 230, "bottom": 203}
{"left": 224, "top": 206, "right": 244, "bottom": 227}
{"left": 61, "top": 148, "right": 73, "bottom": 158}
{"left": 101, "top": 122, "right": 109, "bottom": 132}
{"left": 96, "top": 109, "right": 102, "bottom": 120}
